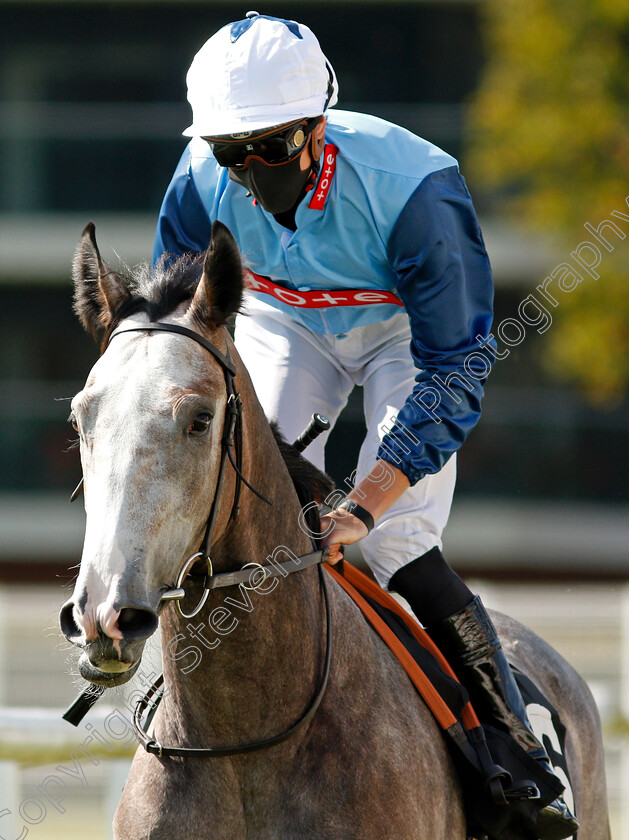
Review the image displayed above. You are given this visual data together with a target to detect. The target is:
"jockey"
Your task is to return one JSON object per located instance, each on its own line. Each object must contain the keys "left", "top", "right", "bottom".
{"left": 153, "top": 12, "right": 577, "bottom": 838}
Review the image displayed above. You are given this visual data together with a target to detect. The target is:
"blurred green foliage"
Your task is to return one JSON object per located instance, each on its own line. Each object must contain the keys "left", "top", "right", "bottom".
{"left": 466, "top": 0, "right": 629, "bottom": 402}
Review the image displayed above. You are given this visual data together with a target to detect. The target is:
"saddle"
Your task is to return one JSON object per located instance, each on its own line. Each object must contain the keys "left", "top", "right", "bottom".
{"left": 327, "top": 561, "right": 572, "bottom": 840}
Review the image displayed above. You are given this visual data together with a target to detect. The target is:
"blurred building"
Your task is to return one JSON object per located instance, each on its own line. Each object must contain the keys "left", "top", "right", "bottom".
{"left": 1, "top": 0, "right": 628, "bottom": 580}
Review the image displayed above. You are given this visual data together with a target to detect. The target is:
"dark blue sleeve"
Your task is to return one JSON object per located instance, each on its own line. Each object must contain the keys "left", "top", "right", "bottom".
{"left": 378, "top": 166, "right": 496, "bottom": 485}
{"left": 152, "top": 145, "right": 214, "bottom": 267}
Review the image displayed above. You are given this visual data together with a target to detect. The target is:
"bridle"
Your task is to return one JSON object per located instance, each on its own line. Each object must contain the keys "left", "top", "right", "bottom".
{"left": 109, "top": 320, "right": 267, "bottom": 620}
{"left": 64, "top": 319, "right": 332, "bottom": 759}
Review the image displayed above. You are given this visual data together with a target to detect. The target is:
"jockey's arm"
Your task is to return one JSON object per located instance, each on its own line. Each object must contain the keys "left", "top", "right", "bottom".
{"left": 152, "top": 141, "right": 215, "bottom": 267}
{"left": 324, "top": 168, "right": 495, "bottom": 562}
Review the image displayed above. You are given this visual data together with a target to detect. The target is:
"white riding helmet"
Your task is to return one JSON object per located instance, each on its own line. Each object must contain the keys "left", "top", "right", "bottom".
{"left": 183, "top": 11, "right": 339, "bottom": 137}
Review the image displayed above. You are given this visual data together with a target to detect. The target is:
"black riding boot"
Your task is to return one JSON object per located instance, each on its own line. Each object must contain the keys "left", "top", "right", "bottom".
{"left": 390, "top": 551, "right": 579, "bottom": 840}
{"left": 432, "top": 595, "right": 579, "bottom": 840}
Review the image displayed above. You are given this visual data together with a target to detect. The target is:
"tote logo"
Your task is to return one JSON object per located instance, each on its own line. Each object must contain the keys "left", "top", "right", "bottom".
{"left": 245, "top": 270, "right": 403, "bottom": 309}
{"left": 309, "top": 145, "right": 338, "bottom": 210}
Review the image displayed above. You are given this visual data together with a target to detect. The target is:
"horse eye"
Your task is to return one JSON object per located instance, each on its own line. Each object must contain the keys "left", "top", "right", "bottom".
{"left": 68, "top": 412, "right": 79, "bottom": 432}
{"left": 188, "top": 412, "right": 212, "bottom": 436}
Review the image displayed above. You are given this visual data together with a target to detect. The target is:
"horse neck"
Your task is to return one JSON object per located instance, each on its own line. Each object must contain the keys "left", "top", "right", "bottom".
{"left": 158, "top": 345, "right": 325, "bottom": 745}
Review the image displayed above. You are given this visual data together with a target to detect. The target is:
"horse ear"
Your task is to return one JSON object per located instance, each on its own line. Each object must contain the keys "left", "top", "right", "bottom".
{"left": 190, "top": 221, "right": 243, "bottom": 328}
{"left": 73, "top": 222, "right": 130, "bottom": 337}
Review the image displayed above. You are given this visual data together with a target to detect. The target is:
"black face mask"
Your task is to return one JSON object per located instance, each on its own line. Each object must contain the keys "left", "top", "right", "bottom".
{"left": 228, "top": 153, "right": 313, "bottom": 215}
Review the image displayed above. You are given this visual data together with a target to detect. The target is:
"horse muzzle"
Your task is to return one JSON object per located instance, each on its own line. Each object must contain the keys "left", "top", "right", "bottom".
{"left": 60, "top": 599, "right": 159, "bottom": 687}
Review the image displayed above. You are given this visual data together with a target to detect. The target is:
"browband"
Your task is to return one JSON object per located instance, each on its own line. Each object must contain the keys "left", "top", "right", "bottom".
{"left": 109, "top": 321, "right": 237, "bottom": 376}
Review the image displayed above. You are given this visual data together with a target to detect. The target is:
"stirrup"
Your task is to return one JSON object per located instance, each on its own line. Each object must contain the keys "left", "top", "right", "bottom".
{"left": 487, "top": 772, "right": 540, "bottom": 807}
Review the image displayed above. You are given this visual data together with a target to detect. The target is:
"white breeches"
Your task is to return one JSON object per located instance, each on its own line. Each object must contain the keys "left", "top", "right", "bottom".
{"left": 234, "top": 296, "right": 456, "bottom": 589}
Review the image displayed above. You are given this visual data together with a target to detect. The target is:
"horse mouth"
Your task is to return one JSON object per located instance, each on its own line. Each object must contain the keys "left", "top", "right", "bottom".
{"left": 96, "top": 658, "right": 133, "bottom": 673}
{"left": 78, "top": 652, "right": 141, "bottom": 687}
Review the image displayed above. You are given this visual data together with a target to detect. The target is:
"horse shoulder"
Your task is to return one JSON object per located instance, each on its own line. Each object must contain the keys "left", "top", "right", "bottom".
{"left": 114, "top": 745, "right": 248, "bottom": 840}
{"left": 291, "top": 581, "right": 467, "bottom": 840}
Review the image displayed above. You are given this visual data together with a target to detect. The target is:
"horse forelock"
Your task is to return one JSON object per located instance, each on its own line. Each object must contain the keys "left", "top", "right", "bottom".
{"left": 100, "top": 253, "right": 205, "bottom": 350}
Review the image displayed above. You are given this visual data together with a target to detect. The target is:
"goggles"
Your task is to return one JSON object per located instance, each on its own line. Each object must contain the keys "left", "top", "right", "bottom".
{"left": 204, "top": 117, "right": 320, "bottom": 169}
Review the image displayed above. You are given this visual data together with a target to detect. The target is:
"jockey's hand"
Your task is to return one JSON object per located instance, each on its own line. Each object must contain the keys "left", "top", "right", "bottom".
{"left": 319, "top": 459, "right": 411, "bottom": 566}
{"left": 321, "top": 510, "right": 369, "bottom": 565}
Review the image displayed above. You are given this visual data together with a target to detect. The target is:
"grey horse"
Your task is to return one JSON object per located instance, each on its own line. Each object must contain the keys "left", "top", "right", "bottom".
{"left": 60, "top": 222, "right": 610, "bottom": 840}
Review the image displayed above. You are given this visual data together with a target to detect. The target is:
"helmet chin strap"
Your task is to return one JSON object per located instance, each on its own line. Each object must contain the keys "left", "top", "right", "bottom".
{"left": 292, "top": 138, "right": 320, "bottom": 212}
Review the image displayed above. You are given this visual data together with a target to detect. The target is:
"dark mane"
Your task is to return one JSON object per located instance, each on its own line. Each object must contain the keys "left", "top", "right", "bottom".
{"left": 100, "top": 253, "right": 205, "bottom": 348}
{"left": 270, "top": 422, "right": 335, "bottom": 539}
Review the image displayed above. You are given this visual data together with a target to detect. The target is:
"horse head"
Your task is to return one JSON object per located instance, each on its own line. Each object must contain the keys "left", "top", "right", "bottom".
{"left": 60, "top": 221, "right": 244, "bottom": 686}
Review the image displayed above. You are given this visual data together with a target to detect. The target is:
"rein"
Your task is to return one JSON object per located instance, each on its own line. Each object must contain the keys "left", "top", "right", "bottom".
{"left": 134, "top": 559, "right": 331, "bottom": 759}
{"left": 104, "top": 320, "right": 333, "bottom": 758}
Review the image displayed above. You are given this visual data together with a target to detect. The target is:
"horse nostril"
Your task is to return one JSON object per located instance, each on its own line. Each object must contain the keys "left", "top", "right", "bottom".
{"left": 60, "top": 601, "right": 83, "bottom": 642}
{"left": 117, "top": 607, "right": 158, "bottom": 641}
